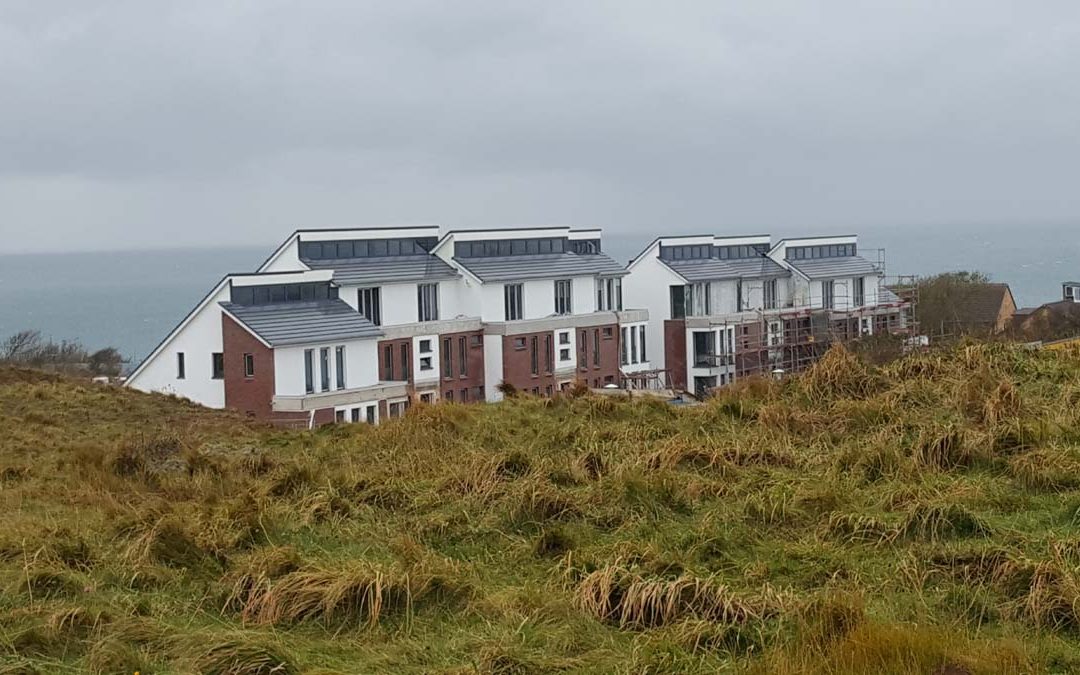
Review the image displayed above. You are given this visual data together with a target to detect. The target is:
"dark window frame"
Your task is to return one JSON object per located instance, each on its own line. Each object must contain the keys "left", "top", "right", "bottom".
{"left": 211, "top": 352, "right": 224, "bottom": 380}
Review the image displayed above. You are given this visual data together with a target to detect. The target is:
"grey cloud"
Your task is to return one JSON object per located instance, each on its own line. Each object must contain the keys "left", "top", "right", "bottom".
{"left": 2, "top": 0, "right": 1080, "bottom": 252}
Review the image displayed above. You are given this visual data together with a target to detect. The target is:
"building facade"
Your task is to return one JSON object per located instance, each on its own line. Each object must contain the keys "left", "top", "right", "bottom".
{"left": 126, "top": 226, "right": 650, "bottom": 425}
{"left": 623, "top": 233, "right": 909, "bottom": 398}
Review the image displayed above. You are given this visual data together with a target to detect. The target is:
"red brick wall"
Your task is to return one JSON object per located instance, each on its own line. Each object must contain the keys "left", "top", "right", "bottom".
{"left": 377, "top": 338, "right": 413, "bottom": 384}
{"left": 439, "top": 330, "right": 486, "bottom": 402}
{"left": 573, "top": 325, "right": 620, "bottom": 388}
{"left": 664, "top": 320, "right": 687, "bottom": 391}
{"left": 502, "top": 331, "right": 557, "bottom": 396}
{"left": 222, "top": 314, "right": 276, "bottom": 420}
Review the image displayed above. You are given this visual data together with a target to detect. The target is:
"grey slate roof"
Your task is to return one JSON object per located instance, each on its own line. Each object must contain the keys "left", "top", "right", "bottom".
{"left": 453, "top": 252, "right": 626, "bottom": 282}
{"left": 302, "top": 255, "right": 458, "bottom": 285}
{"left": 220, "top": 299, "right": 382, "bottom": 347}
{"left": 787, "top": 256, "right": 879, "bottom": 280}
{"left": 661, "top": 256, "right": 790, "bottom": 282}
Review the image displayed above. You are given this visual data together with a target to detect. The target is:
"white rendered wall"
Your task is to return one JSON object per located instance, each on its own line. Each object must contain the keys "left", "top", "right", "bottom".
{"left": 412, "top": 334, "right": 440, "bottom": 386}
{"left": 483, "top": 335, "right": 504, "bottom": 402}
{"left": 273, "top": 339, "right": 380, "bottom": 397}
{"left": 622, "top": 251, "right": 685, "bottom": 373}
{"left": 259, "top": 237, "right": 307, "bottom": 273}
{"left": 127, "top": 284, "right": 229, "bottom": 408}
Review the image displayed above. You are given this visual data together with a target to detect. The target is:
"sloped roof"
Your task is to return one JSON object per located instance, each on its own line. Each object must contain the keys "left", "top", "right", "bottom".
{"left": 660, "top": 256, "right": 790, "bottom": 282}
{"left": 453, "top": 252, "right": 626, "bottom": 282}
{"left": 302, "top": 255, "right": 459, "bottom": 285}
{"left": 786, "top": 256, "right": 879, "bottom": 280}
{"left": 950, "top": 283, "right": 1016, "bottom": 329}
{"left": 220, "top": 300, "right": 382, "bottom": 347}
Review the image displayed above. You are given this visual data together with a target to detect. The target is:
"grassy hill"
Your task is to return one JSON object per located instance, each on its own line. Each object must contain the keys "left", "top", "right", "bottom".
{"left": 3, "top": 344, "right": 1080, "bottom": 673}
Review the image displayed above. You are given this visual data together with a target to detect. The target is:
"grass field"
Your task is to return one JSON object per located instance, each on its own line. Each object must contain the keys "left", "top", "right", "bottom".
{"left": 3, "top": 343, "right": 1080, "bottom": 673}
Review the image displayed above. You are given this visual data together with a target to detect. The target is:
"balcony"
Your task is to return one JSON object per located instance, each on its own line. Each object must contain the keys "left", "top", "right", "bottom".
{"left": 484, "top": 308, "right": 649, "bottom": 336}
{"left": 273, "top": 380, "right": 410, "bottom": 412}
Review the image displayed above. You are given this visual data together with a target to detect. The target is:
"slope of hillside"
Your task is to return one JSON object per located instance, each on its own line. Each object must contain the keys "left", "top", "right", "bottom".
{"left": 2, "top": 344, "right": 1080, "bottom": 673}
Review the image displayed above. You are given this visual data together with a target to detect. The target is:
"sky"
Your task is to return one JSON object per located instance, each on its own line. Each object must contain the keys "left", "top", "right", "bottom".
{"left": 2, "top": 1, "right": 1080, "bottom": 254}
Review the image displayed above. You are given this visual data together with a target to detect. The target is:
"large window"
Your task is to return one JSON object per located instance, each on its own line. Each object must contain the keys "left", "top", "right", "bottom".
{"left": 442, "top": 338, "right": 453, "bottom": 378}
{"left": 822, "top": 280, "right": 836, "bottom": 310}
{"left": 335, "top": 346, "right": 346, "bottom": 389}
{"left": 458, "top": 337, "right": 467, "bottom": 377}
{"left": 400, "top": 343, "right": 410, "bottom": 380}
{"left": 690, "top": 282, "right": 711, "bottom": 316}
{"left": 693, "top": 331, "right": 716, "bottom": 367}
{"left": 230, "top": 281, "right": 338, "bottom": 306}
{"left": 454, "top": 237, "right": 567, "bottom": 258}
{"left": 786, "top": 243, "right": 857, "bottom": 260}
{"left": 593, "top": 329, "right": 600, "bottom": 367}
{"left": 299, "top": 237, "right": 437, "bottom": 260}
{"left": 358, "top": 288, "right": 381, "bottom": 325}
{"left": 382, "top": 345, "right": 393, "bottom": 380}
{"left": 620, "top": 327, "right": 629, "bottom": 366}
{"left": 630, "top": 326, "right": 638, "bottom": 364}
{"left": 764, "top": 278, "right": 778, "bottom": 310}
{"left": 544, "top": 334, "right": 553, "bottom": 373}
{"left": 597, "top": 277, "right": 622, "bottom": 311}
{"left": 554, "top": 279, "right": 573, "bottom": 315}
{"left": 504, "top": 283, "right": 523, "bottom": 320}
{"left": 853, "top": 277, "right": 865, "bottom": 307}
{"left": 417, "top": 283, "right": 439, "bottom": 322}
{"left": 670, "top": 286, "right": 687, "bottom": 319}
{"left": 530, "top": 336, "right": 539, "bottom": 375}
{"left": 211, "top": 353, "right": 223, "bottom": 379}
{"left": 639, "top": 325, "right": 646, "bottom": 362}
{"left": 319, "top": 347, "right": 330, "bottom": 391}
{"left": 305, "top": 349, "right": 315, "bottom": 393}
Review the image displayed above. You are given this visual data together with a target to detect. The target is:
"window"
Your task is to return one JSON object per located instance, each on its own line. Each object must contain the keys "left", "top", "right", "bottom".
{"left": 417, "top": 283, "right": 439, "bottom": 322}
{"left": 459, "top": 337, "right": 467, "bottom": 377}
{"left": 764, "top": 278, "right": 778, "bottom": 310}
{"left": 230, "top": 281, "right": 337, "bottom": 305}
{"left": 620, "top": 327, "right": 629, "bottom": 366}
{"left": 460, "top": 388, "right": 469, "bottom": 401}
{"left": 420, "top": 392, "right": 435, "bottom": 404}
{"left": 736, "top": 280, "right": 744, "bottom": 312}
{"left": 305, "top": 349, "right": 315, "bottom": 393}
{"left": 853, "top": 277, "right": 866, "bottom": 307}
{"left": 554, "top": 279, "right": 573, "bottom": 315}
{"left": 366, "top": 405, "right": 377, "bottom": 424}
{"left": 690, "top": 282, "right": 711, "bottom": 316}
{"left": 358, "top": 288, "right": 381, "bottom": 325}
{"left": 176, "top": 353, "right": 185, "bottom": 379}
{"left": 418, "top": 339, "right": 433, "bottom": 371}
{"left": 445, "top": 389, "right": 454, "bottom": 402}
{"left": 351, "top": 407, "right": 360, "bottom": 423}
{"left": 442, "top": 338, "right": 453, "bottom": 378}
{"left": 299, "top": 238, "right": 437, "bottom": 260}
{"left": 597, "top": 277, "right": 622, "bottom": 311}
{"left": 544, "top": 334, "right": 553, "bottom": 373}
{"left": 1065, "top": 286, "right": 1075, "bottom": 300}
{"left": 557, "top": 330, "right": 573, "bottom": 364}
{"left": 389, "top": 400, "right": 408, "bottom": 418}
{"left": 580, "top": 330, "right": 588, "bottom": 369}
{"left": 243, "top": 353, "right": 255, "bottom": 378}
{"left": 513, "top": 337, "right": 526, "bottom": 350}
{"left": 670, "top": 286, "right": 687, "bottom": 319}
{"left": 530, "top": 336, "right": 539, "bottom": 376}
{"left": 382, "top": 345, "right": 393, "bottom": 380}
{"left": 400, "top": 343, "right": 410, "bottom": 380}
{"left": 630, "top": 326, "right": 638, "bottom": 364}
{"left": 504, "top": 283, "right": 523, "bottom": 320}
{"left": 454, "top": 237, "right": 567, "bottom": 258}
{"left": 593, "top": 329, "right": 600, "bottom": 367}
{"left": 211, "top": 353, "right": 224, "bottom": 380}
{"left": 335, "top": 409, "right": 346, "bottom": 423}
{"left": 693, "top": 332, "right": 716, "bottom": 367}
{"left": 335, "top": 346, "right": 346, "bottom": 389}
{"left": 767, "top": 321, "right": 783, "bottom": 346}
{"left": 470, "top": 334, "right": 483, "bottom": 348}
{"left": 822, "top": 281, "right": 836, "bottom": 310}
{"left": 639, "top": 325, "right": 647, "bottom": 363}
{"left": 786, "top": 244, "right": 857, "bottom": 260}
{"left": 319, "top": 348, "right": 330, "bottom": 391}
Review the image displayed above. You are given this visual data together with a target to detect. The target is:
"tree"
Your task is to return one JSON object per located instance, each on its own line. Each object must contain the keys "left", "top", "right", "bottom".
{"left": 1, "top": 330, "right": 41, "bottom": 362}
{"left": 914, "top": 271, "right": 995, "bottom": 337}
{"left": 88, "top": 348, "right": 124, "bottom": 377}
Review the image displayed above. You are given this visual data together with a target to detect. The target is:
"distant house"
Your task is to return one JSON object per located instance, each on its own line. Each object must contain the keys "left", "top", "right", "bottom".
{"left": 1010, "top": 282, "right": 1080, "bottom": 341}
{"left": 951, "top": 283, "right": 1017, "bottom": 334}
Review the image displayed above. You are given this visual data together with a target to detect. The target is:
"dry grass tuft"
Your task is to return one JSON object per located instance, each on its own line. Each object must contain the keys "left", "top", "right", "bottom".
{"left": 1008, "top": 448, "right": 1080, "bottom": 491}
{"left": 190, "top": 636, "right": 299, "bottom": 675}
{"left": 576, "top": 563, "right": 786, "bottom": 629}
{"left": 911, "top": 426, "right": 972, "bottom": 470}
{"left": 799, "top": 344, "right": 881, "bottom": 400}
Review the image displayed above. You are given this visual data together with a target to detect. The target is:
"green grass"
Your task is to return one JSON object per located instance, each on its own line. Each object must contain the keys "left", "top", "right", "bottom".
{"left": 2, "top": 344, "right": 1080, "bottom": 673}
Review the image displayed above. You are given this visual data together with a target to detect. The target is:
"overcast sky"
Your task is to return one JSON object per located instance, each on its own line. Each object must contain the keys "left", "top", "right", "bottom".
{"left": 2, "top": 1, "right": 1079, "bottom": 253}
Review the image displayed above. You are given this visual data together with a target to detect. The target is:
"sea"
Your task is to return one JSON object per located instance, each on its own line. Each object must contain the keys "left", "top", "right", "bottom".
{"left": 1, "top": 222, "right": 1077, "bottom": 368}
